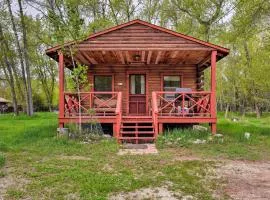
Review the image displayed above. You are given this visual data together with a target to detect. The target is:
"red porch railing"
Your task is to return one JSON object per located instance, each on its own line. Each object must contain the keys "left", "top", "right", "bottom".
{"left": 64, "top": 92, "right": 122, "bottom": 117}
{"left": 152, "top": 91, "right": 211, "bottom": 117}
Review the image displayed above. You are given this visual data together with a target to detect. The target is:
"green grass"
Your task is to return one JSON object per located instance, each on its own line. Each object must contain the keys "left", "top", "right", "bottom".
{"left": 0, "top": 153, "right": 5, "bottom": 168}
{"left": 158, "top": 112, "right": 270, "bottom": 160}
{"left": 0, "top": 112, "right": 222, "bottom": 200}
{"left": 0, "top": 112, "right": 269, "bottom": 199}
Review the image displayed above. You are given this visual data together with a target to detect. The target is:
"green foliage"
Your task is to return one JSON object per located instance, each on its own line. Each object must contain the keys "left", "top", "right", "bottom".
{"left": 67, "top": 63, "right": 90, "bottom": 91}
{"left": 7, "top": 189, "right": 25, "bottom": 199}
{"left": 157, "top": 129, "right": 211, "bottom": 148}
{"left": 0, "top": 153, "right": 5, "bottom": 168}
{"left": 157, "top": 113, "right": 270, "bottom": 160}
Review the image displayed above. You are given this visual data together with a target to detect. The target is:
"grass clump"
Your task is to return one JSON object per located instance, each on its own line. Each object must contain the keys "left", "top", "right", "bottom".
{"left": 157, "top": 128, "right": 211, "bottom": 148}
{"left": 0, "top": 153, "right": 5, "bottom": 168}
{"left": 157, "top": 112, "right": 270, "bottom": 160}
{"left": 7, "top": 189, "right": 25, "bottom": 199}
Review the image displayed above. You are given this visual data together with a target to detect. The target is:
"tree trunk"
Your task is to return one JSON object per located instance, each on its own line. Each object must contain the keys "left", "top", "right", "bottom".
{"left": 18, "top": 0, "right": 34, "bottom": 116}
{"left": 7, "top": 0, "right": 29, "bottom": 114}
{"left": 0, "top": 25, "right": 18, "bottom": 115}
{"left": 108, "top": 0, "right": 119, "bottom": 25}
{"left": 255, "top": 104, "right": 261, "bottom": 119}
{"left": 2, "top": 62, "right": 19, "bottom": 115}
{"left": 224, "top": 104, "right": 229, "bottom": 119}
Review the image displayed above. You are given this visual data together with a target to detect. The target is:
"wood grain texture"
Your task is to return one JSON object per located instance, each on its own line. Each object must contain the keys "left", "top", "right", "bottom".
{"left": 88, "top": 64, "right": 197, "bottom": 115}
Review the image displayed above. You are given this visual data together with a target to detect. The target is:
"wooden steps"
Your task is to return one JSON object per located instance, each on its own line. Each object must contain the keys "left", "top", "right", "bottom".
{"left": 119, "top": 116, "right": 155, "bottom": 143}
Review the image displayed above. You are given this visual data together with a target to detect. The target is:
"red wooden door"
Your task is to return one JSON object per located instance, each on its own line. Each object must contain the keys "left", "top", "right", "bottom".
{"left": 129, "top": 74, "right": 146, "bottom": 115}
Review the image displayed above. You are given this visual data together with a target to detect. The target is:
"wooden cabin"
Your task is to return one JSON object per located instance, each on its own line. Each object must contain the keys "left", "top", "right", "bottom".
{"left": 0, "top": 97, "right": 10, "bottom": 113}
{"left": 46, "top": 19, "right": 229, "bottom": 142}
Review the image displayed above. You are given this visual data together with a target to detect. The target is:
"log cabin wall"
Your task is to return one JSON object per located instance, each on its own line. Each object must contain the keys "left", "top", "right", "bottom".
{"left": 88, "top": 64, "right": 197, "bottom": 115}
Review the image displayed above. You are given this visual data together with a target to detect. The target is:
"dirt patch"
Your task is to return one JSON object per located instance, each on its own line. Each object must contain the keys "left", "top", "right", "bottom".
{"left": 218, "top": 160, "right": 270, "bottom": 200}
{"left": 0, "top": 166, "right": 29, "bottom": 199}
{"left": 118, "top": 144, "right": 158, "bottom": 155}
{"left": 108, "top": 184, "right": 195, "bottom": 200}
{"left": 58, "top": 155, "right": 92, "bottom": 161}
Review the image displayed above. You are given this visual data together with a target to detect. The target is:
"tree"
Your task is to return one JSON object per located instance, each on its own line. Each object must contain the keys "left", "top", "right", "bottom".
{"left": 0, "top": 24, "right": 18, "bottom": 115}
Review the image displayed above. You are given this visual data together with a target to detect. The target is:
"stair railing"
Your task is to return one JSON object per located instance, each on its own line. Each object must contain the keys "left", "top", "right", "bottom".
{"left": 151, "top": 92, "right": 159, "bottom": 138}
{"left": 115, "top": 92, "right": 122, "bottom": 139}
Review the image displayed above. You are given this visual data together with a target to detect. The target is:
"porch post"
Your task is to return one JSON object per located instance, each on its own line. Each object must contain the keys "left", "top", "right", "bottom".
{"left": 58, "top": 51, "right": 64, "bottom": 128}
{"left": 158, "top": 123, "right": 163, "bottom": 134}
{"left": 210, "top": 50, "right": 217, "bottom": 134}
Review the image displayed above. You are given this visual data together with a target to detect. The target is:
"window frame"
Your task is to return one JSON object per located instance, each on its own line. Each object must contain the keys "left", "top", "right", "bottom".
{"left": 129, "top": 74, "right": 146, "bottom": 95}
{"left": 161, "top": 74, "right": 183, "bottom": 91}
{"left": 93, "top": 74, "right": 114, "bottom": 92}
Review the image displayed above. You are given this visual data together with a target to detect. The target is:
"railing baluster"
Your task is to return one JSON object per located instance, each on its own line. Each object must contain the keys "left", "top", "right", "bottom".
{"left": 154, "top": 91, "right": 211, "bottom": 117}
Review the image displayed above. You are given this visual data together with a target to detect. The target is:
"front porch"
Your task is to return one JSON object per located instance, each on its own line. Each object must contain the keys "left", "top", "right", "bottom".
{"left": 60, "top": 89, "right": 216, "bottom": 142}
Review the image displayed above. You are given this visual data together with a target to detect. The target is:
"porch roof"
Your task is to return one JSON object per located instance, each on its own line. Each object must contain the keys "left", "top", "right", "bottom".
{"left": 46, "top": 19, "right": 229, "bottom": 69}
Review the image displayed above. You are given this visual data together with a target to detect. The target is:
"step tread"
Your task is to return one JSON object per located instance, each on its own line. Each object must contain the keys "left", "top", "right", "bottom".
{"left": 121, "top": 131, "right": 154, "bottom": 134}
{"left": 121, "top": 126, "right": 154, "bottom": 128}
{"left": 122, "top": 120, "right": 153, "bottom": 124}
{"left": 122, "top": 116, "right": 152, "bottom": 118}
{"left": 118, "top": 137, "right": 155, "bottom": 140}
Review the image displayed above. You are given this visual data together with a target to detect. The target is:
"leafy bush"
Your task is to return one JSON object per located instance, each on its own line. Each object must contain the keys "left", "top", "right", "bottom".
{"left": 66, "top": 122, "right": 106, "bottom": 142}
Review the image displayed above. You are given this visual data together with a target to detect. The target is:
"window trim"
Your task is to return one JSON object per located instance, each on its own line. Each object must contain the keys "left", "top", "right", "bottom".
{"left": 92, "top": 74, "right": 114, "bottom": 92}
{"left": 161, "top": 74, "right": 183, "bottom": 91}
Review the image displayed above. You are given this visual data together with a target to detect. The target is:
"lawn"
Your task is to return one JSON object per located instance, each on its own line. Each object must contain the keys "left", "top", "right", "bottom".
{"left": 158, "top": 112, "right": 270, "bottom": 160}
{"left": 0, "top": 112, "right": 269, "bottom": 199}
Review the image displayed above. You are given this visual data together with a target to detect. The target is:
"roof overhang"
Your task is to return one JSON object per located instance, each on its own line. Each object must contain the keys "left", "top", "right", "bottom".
{"left": 46, "top": 19, "right": 229, "bottom": 69}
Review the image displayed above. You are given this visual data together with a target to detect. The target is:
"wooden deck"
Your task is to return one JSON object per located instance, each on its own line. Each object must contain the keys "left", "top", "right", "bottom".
{"left": 60, "top": 91, "right": 216, "bottom": 143}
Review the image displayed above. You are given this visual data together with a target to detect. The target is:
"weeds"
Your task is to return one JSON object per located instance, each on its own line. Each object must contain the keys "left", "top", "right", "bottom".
{"left": 157, "top": 129, "right": 211, "bottom": 148}
{"left": 0, "top": 153, "right": 5, "bottom": 168}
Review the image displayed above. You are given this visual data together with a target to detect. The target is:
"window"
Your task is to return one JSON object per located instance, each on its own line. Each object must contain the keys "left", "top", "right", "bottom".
{"left": 163, "top": 75, "right": 181, "bottom": 91}
{"left": 94, "top": 75, "right": 112, "bottom": 91}
{"left": 130, "top": 75, "right": 145, "bottom": 94}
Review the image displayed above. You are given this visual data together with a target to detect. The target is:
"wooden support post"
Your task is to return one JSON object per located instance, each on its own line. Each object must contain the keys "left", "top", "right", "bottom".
{"left": 58, "top": 51, "right": 65, "bottom": 128}
{"left": 158, "top": 123, "right": 163, "bottom": 134}
{"left": 113, "top": 123, "right": 117, "bottom": 138}
{"left": 211, "top": 50, "right": 217, "bottom": 134}
{"left": 211, "top": 123, "right": 217, "bottom": 134}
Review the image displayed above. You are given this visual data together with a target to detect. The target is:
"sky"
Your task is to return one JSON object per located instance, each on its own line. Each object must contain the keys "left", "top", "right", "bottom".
{"left": 11, "top": 0, "right": 41, "bottom": 17}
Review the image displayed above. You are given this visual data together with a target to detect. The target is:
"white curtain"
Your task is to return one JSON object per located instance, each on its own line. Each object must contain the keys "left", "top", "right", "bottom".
{"left": 131, "top": 75, "right": 135, "bottom": 94}
{"left": 141, "top": 75, "right": 145, "bottom": 94}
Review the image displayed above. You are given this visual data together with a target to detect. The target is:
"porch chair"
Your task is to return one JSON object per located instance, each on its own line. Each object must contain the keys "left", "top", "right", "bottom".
{"left": 64, "top": 95, "right": 79, "bottom": 116}
{"left": 93, "top": 98, "right": 117, "bottom": 116}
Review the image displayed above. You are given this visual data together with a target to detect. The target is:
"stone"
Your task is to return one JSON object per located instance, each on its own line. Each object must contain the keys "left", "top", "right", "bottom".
{"left": 214, "top": 133, "right": 223, "bottom": 137}
{"left": 244, "top": 132, "right": 251, "bottom": 139}
{"left": 118, "top": 144, "right": 158, "bottom": 155}
{"left": 192, "top": 125, "right": 208, "bottom": 131}
{"left": 232, "top": 117, "right": 239, "bottom": 122}
{"left": 182, "top": 195, "right": 194, "bottom": 200}
{"left": 103, "top": 134, "right": 112, "bottom": 138}
{"left": 57, "top": 128, "right": 69, "bottom": 137}
{"left": 193, "top": 139, "right": 206, "bottom": 144}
